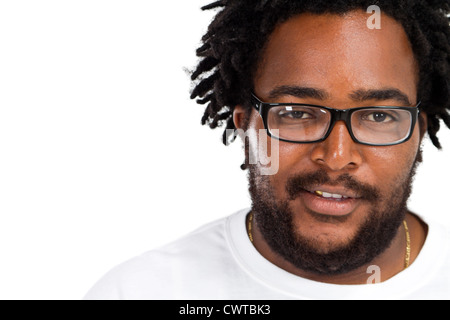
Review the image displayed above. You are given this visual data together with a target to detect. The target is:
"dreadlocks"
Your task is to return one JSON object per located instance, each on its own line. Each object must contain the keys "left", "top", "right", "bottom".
{"left": 190, "top": 0, "right": 450, "bottom": 148}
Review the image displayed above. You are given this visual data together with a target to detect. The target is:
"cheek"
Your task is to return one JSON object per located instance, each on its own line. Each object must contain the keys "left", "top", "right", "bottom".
{"left": 371, "top": 124, "right": 421, "bottom": 166}
{"left": 246, "top": 116, "right": 306, "bottom": 192}
{"left": 265, "top": 142, "right": 312, "bottom": 196}
{"left": 361, "top": 130, "right": 421, "bottom": 191}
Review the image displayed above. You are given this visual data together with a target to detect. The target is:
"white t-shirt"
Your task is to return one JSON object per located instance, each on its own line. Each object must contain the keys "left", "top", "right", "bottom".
{"left": 84, "top": 208, "right": 450, "bottom": 300}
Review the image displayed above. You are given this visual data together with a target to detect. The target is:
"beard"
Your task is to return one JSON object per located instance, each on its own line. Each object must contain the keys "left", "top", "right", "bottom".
{"left": 248, "top": 150, "right": 422, "bottom": 276}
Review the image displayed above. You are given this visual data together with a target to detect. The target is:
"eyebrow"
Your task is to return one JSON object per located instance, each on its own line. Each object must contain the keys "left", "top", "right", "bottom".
{"left": 349, "top": 88, "right": 412, "bottom": 106}
{"left": 268, "top": 85, "right": 413, "bottom": 105}
{"left": 268, "top": 85, "right": 329, "bottom": 101}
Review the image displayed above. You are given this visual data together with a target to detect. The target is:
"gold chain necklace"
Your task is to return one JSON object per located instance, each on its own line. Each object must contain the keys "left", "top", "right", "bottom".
{"left": 403, "top": 220, "right": 411, "bottom": 269}
{"left": 247, "top": 212, "right": 412, "bottom": 270}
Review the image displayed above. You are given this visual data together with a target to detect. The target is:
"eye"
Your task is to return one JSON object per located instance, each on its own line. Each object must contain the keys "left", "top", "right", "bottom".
{"left": 278, "top": 107, "right": 314, "bottom": 120}
{"left": 363, "top": 111, "right": 397, "bottom": 123}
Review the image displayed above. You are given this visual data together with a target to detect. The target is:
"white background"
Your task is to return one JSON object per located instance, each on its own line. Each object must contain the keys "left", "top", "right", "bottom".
{"left": 0, "top": 1, "right": 448, "bottom": 300}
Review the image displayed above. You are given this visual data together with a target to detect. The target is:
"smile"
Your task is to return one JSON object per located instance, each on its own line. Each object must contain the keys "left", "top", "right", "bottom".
{"left": 314, "top": 190, "right": 350, "bottom": 200}
{"left": 298, "top": 187, "right": 362, "bottom": 216}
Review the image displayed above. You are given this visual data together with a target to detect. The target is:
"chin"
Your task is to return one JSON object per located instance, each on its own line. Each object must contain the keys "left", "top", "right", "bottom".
{"left": 293, "top": 222, "right": 359, "bottom": 255}
{"left": 291, "top": 206, "right": 364, "bottom": 252}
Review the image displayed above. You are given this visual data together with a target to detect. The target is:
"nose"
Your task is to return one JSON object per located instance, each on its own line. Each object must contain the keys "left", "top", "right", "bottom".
{"left": 310, "top": 121, "right": 363, "bottom": 171}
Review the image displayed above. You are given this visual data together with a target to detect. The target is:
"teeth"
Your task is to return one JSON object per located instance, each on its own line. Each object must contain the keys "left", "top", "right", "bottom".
{"left": 314, "top": 191, "right": 348, "bottom": 199}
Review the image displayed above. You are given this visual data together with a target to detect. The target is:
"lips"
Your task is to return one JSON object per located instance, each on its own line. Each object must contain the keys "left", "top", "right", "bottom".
{"left": 298, "top": 186, "right": 362, "bottom": 216}
{"left": 303, "top": 186, "right": 361, "bottom": 200}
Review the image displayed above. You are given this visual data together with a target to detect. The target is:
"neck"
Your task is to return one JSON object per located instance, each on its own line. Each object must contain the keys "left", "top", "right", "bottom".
{"left": 247, "top": 211, "right": 427, "bottom": 285}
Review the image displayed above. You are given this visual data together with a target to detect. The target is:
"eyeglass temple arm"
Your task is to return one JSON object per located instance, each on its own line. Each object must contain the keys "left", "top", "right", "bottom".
{"left": 250, "top": 94, "right": 262, "bottom": 112}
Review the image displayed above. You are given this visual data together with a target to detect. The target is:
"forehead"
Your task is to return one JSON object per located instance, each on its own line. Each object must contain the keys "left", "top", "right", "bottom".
{"left": 254, "top": 10, "right": 418, "bottom": 103}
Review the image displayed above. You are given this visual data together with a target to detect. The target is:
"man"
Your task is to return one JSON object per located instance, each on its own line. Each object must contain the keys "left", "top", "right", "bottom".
{"left": 85, "top": 0, "right": 450, "bottom": 299}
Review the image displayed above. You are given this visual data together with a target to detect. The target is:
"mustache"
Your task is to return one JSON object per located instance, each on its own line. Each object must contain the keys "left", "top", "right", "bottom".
{"left": 285, "top": 169, "right": 381, "bottom": 202}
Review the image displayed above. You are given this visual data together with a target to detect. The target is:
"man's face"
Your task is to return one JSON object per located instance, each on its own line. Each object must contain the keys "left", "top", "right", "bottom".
{"left": 239, "top": 11, "right": 425, "bottom": 274}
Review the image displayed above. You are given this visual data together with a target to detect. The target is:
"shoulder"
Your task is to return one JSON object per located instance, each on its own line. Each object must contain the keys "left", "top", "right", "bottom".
{"left": 84, "top": 210, "right": 247, "bottom": 300}
{"left": 434, "top": 221, "right": 450, "bottom": 264}
{"left": 414, "top": 217, "right": 450, "bottom": 298}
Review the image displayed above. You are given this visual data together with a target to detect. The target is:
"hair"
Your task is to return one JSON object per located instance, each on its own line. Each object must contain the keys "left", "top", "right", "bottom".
{"left": 190, "top": 0, "right": 450, "bottom": 148}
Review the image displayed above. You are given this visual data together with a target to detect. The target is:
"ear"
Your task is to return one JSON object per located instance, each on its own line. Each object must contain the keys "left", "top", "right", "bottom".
{"left": 233, "top": 105, "right": 253, "bottom": 170}
{"left": 419, "top": 111, "right": 428, "bottom": 142}
{"left": 233, "top": 105, "right": 248, "bottom": 130}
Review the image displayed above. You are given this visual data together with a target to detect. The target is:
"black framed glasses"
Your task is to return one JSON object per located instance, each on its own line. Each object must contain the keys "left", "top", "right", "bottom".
{"left": 251, "top": 93, "right": 421, "bottom": 146}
